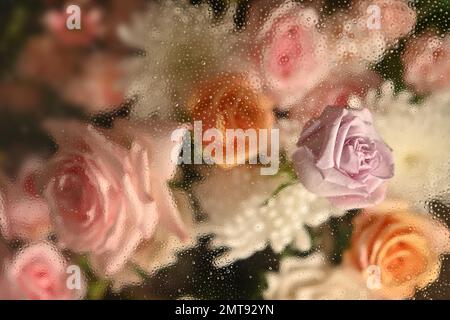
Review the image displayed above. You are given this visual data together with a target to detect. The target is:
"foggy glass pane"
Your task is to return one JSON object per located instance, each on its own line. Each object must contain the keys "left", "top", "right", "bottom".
{"left": 0, "top": 0, "right": 449, "bottom": 302}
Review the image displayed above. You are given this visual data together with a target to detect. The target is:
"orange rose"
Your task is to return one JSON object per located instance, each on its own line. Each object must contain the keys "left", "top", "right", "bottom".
{"left": 344, "top": 201, "right": 450, "bottom": 299}
{"left": 188, "top": 73, "right": 274, "bottom": 167}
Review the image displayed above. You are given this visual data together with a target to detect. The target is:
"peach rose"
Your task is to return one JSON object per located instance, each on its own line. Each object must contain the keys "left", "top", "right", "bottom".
{"left": 44, "top": 121, "right": 187, "bottom": 275}
{"left": 402, "top": 33, "right": 450, "bottom": 94}
{"left": 0, "top": 243, "right": 85, "bottom": 300}
{"left": 188, "top": 73, "right": 274, "bottom": 167}
{"left": 344, "top": 201, "right": 450, "bottom": 299}
{"left": 248, "top": 1, "right": 330, "bottom": 107}
{"left": 0, "top": 158, "right": 51, "bottom": 241}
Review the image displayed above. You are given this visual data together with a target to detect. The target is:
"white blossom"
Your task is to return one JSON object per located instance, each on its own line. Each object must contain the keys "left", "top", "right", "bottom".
{"left": 119, "top": 0, "right": 240, "bottom": 119}
{"left": 194, "top": 166, "right": 343, "bottom": 266}
{"left": 265, "top": 253, "right": 373, "bottom": 300}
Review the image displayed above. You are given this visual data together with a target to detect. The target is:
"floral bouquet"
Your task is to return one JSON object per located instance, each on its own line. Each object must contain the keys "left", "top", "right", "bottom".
{"left": 0, "top": 0, "right": 449, "bottom": 301}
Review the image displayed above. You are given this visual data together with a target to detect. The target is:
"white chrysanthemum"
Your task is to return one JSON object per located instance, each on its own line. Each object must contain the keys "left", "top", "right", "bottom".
{"left": 119, "top": 0, "right": 240, "bottom": 119}
{"left": 264, "top": 253, "right": 373, "bottom": 300}
{"left": 194, "top": 166, "right": 344, "bottom": 266}
{"left": 359, "top": 82, "right": 450, "bottom": 209}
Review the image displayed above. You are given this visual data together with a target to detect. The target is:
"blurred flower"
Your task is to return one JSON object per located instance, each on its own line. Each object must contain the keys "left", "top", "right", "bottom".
{"left": 324, "top": 12, "right": 386, "bottom": 67}
{"left": 119, "top": 0, "right": 239, "bottom": 119}
{"left": 44, "top": 121, "right": 187, "bottom": 275}
{"left": 366, "top": 83, "right": 450, "bottom": 208}
{"left": 108, "top": 190, "right": 196, "bottom": 290}
{"left": 188, "top": 73, "right": 274, "bottom": 167}
{"left": 344, "top": 200, "right": 450, "bottom": 299}
{"left": 361, "top": 81, "right": 413, "bottom": 113}
{"left": 0, "top": 243, "right": 86, "bottom": 300}
{"left": 44, "top": 6, "right": 103, "bottom": 47}
{"left": 265, "top": 253, "right": 373, "bottom": 300}
{"left": 354, "top": 0, "right": 416, "bottom": 43}
{"left": 111, "top": 120, "right": 191, "bottom": 240}
{"left": 247, "top": 1, "right": 330, "bottom": 107}
{"left": 292, "top": 106, "right": 394, "bottom": 209}
{"left": 16, "top": 35, "right": 124, "bottom": 114}
{"left": 195, "top": 166, "right": 342, "bottom": 266}
{"left": 0, "top": 158, "right": 51, "bottom": 241}
{"left": 402, "top": 32, "right": 450, "bottom": 94}
{"left": 62, "top": 53, "right": 125, "bottom": 113}
{"left": 101, "top": 0, "right": 147, "bottom": 45}
{"left": 290, "top": 70, "right": 381, "bottom": 124}
{"left": 324, "top": 0, "right": 415, "bottom": 68}
{"left": 17, "top": 35, "right": 79, "bottom": 91}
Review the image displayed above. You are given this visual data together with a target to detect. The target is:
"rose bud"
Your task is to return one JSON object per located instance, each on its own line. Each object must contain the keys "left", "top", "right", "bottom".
{"left": 0, "top": 243, "right": 85, "bottom": 300}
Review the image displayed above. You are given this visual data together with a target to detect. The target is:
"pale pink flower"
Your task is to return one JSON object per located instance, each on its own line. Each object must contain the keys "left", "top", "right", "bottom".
{"left": 325, "top": 0, "right": 416, "bottom": 67}
{"left": 44, "top": 7, "right": 103, "bottom": 47}
{"left": 107, "top": 190, "right": 195, "bottom": 290}
{"left": 0, "top": 158, "right": 51, "bottom": 241}
{"left": 402, "top": 33, "right": 450, "bottom": 94}
{"left": 324, "top": 12, "right": 387, "bottom": 67}
{"left": 248, "top": 1, "right": 330, "bottom": 108}
{"left": 109, "top": 120, "right": 190, "bottom": 241}
{"left": 0, "top": 243, "right": 85, "bottom": 300}
{"left": 355, "top": 0, "right": 416, "bottom": 43}
{"left": 44, "top": 121, "right": 187, "bottom": 275}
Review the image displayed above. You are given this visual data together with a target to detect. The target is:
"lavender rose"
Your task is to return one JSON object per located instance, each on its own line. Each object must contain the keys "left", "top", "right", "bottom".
{"left": 292, "top": 106, "right": 394, "bottom": 209}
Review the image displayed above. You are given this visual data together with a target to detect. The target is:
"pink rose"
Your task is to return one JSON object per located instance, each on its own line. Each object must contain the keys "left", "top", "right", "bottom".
{"left": 290, "top": 70, "right": 381, "bottom": 123}
{"left": 249, "top": 1, "right": 330, "bottom": 107}
{"left": 0, "top": 243, "right": 85, "bottom": 300}
{"left": 44, "top": 121, "right": 187, "bottom": 275}
{"left": 118, "top": 121, "right": 190, "bottom": 241}
{"left": 0, "top": 158, "right": 51, "bottom": 241}
{"left": 402, "top": 33, "right": 450, "bottom": 94}
{"left": 292, "top": 106, "right": 394, "bottom": 209}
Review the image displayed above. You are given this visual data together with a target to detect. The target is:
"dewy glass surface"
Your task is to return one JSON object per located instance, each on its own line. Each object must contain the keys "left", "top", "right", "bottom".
{"left": 0, "top": 0, "right": 449, "bottom": 300}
